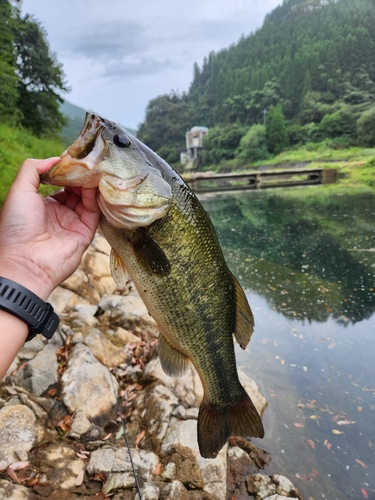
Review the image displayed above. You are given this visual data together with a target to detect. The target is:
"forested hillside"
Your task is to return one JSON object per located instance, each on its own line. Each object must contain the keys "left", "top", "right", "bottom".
{"left": 138, "top": 0, "right": 375, "bottom": 167}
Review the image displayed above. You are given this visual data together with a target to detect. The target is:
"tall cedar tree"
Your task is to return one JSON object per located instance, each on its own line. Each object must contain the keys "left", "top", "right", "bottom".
{"left": 266, "top": 104, "right": 289, "bottom": 155}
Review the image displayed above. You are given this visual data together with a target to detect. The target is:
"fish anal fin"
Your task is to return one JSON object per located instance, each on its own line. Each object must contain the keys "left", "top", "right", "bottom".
{"left": 158, "top": 333, "right": 189, "bottom": 377}
{"left": 197, "top": 390, "right": 264, "bottom": 459}
{"left": 110, "top": 249, "right": 130, "bottom": 288}
{"left": 232, "top": 273, "right": 254, "bottom": 349}
{"left": 132, "top": 229, "right": 171, "bottom": 277}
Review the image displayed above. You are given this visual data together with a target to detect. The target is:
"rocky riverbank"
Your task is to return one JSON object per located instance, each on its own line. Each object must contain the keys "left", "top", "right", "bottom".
{"left": 0, "top": 233, "right": 302, "bottom": 500}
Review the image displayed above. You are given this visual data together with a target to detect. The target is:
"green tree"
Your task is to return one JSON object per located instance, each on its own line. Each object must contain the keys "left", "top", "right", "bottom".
{"left": 266, "top": 103, "right": 289, "bottom": 155}
{"left": 12, "top": 10, "right": 67, "bottom": 135}
{"left": 0, "top": 0, "right": 19, "bottom": 120}
{"left": 237, "top": 124, "right": 269, "bottom": 162}
{"left": 357, "top": 106, "right": 375, "bottom": 146}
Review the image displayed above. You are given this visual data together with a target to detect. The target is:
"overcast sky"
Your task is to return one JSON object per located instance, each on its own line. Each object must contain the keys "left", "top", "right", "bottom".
{"left": 21, "top": 0, "right": 281, "bottom": 130}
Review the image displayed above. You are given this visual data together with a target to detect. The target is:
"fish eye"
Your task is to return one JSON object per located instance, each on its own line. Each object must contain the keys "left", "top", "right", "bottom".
{"left": 113, "top": 134, "right": 131, "bottom": 148}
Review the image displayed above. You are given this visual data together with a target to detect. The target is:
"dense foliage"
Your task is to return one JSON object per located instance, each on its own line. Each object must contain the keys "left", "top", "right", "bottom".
{"left": 0, "top": 0, "right": 66, "bottom": 136}
{"left": 138, "top": 0, "right": 375, "bottom": 167}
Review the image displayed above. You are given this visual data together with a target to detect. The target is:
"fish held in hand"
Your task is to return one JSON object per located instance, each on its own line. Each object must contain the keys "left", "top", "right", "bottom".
{"left": 41, "top": 112, "right": 264, "bottom": 458}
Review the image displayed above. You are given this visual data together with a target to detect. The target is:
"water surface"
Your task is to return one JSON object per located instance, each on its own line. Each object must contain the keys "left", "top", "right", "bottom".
{"left": 200, "top": 185, "right": 375, "bottom": 500}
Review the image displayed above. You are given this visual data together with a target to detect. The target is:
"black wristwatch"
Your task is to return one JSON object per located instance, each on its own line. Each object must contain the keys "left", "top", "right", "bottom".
{"left": 0, "top": 277, "right": 59, "bottom": 342}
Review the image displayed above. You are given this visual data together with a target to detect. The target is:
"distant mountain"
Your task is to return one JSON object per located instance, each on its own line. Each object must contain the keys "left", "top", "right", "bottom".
{"left": 59, "top": 101, "right": 137, "bottom": 145}
{"left": 137, "top": 0, "right": 375, "bottom": 165}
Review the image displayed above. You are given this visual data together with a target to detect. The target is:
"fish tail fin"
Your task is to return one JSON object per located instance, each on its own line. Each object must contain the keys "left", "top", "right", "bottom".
{"left": 197, "top": 390, "right": 264, "bottom": 459}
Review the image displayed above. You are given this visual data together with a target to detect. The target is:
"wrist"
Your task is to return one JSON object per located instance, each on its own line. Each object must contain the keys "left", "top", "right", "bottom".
{"left": 0, "top": 255, "right": 54, "bottom": 301}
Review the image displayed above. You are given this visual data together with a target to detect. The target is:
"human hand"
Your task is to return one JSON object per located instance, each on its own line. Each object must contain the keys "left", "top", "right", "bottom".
{"left": 0, "top": 157, "right": 100, "bottom": 300}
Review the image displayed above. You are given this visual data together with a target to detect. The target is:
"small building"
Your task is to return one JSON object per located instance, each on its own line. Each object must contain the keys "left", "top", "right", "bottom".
{"left": 185, "top": 126, "right": 209, "bottom": 159}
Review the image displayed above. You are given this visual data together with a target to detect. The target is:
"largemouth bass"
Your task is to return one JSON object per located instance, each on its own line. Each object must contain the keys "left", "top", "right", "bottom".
{"left": 41, "top": 112, "right": 264, "bottom": 458}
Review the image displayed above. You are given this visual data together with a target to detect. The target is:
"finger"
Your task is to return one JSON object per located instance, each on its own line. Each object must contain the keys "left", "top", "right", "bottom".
{"left": 79, "top": 187, "right": 101, "bottom": 234}
{"left": 12, "top": 157, "right": 61, "bottom": 193}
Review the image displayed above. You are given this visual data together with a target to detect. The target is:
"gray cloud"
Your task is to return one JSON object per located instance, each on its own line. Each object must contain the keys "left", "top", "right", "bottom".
{"left": 63, "top": 20, "right": 148, "bottom": 61}
{"left": 103, "top": 57, "right": 180, "bottom": 79}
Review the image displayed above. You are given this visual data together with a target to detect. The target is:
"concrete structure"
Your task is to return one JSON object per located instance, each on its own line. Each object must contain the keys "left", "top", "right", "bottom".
{"left": 185, "top": 126, "right": 209, "bottom": 160}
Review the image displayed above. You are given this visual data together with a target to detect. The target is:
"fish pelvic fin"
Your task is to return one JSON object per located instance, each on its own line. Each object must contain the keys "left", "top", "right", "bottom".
{"left": 232, "top": 273, "right": 254, "bottom": 349}
{"left": 158, "top": 333, "right": 190, "bottom": 377}
{"left": 110, "top": 249, "right": 130, "bottom": 288}
{"left": 197, "top": 390, "right": 264, "bottom": 459}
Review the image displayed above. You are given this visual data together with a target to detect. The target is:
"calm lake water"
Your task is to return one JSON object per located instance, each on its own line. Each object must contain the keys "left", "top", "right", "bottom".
{"left": 200, "top": 185, "right": 375, "bottom": 500}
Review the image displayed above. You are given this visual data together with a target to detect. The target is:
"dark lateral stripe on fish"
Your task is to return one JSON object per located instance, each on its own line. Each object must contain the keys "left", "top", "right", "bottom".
{"left": 197, "top": 391, "right": 264, "bottom": 459}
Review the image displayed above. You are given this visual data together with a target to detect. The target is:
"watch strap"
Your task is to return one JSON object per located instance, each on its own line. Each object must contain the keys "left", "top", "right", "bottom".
{"left": 0, "top": 276, "right": 59, "bottom": 341}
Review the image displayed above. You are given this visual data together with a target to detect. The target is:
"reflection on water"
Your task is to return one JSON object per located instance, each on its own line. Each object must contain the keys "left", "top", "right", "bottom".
{"left": 200, "top": 185, "right": 375, "bottom": 500}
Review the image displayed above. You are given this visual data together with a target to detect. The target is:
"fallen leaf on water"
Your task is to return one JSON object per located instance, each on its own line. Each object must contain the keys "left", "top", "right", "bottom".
{"left": 324, "top": 440, "right": 332, "bottom": 450}
{"left": 357, "top": 406, "right": 363, "bottom": 412}
{"left": 361, "top": 487, "right": 369, "bottom": 499}
{"left": 294, "top": 423, "right": 305, "bottom": 428}
{"left": 368, "top": 440, "right": 373, "bottom": 448}
{"left": 302, "top": 366, "right": 308, "bottom": 372}
{"left": 305, "top": 439, "right": 316, "bottom": 450}
{"left": 332, "top": 429, "right": 343, "bottom": 435}
{"left": 328, "top": 343, "right": 337, "bottom": 349}
{"left": 337, "top": 420, "right": 355, "bottom": 426}
{"left": 355, "top": 459, "right": 368, "bottom": 469}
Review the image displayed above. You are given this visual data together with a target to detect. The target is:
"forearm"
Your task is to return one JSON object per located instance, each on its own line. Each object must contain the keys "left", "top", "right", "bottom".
{"left": 0, "top": 309, "right": 29, "bottom": 380}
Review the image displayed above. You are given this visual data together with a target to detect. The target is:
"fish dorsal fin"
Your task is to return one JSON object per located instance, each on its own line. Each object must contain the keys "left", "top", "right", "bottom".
{"left": 158, "top": 333, "right": 189, "bottom": 377}
{"left": 110, "top": 248, "right": 130, "bottom": 288}
{"left": 232, "top": 273, "right": 254, "bottom": 349}
{"left": 132, "top": 229, "right": 171, "bottom": 277}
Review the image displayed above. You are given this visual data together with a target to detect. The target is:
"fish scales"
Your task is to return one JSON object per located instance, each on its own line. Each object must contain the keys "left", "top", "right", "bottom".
{"left": 41, "top": 112, "right": 264, "bottom": 458}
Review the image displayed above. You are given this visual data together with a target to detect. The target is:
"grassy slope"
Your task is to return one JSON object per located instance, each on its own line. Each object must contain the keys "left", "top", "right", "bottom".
{"left": 202, "top": 142, "right": 375, "bottom": 190}
{"left": 0, "top": 123, "right": 66, "bottom": 206}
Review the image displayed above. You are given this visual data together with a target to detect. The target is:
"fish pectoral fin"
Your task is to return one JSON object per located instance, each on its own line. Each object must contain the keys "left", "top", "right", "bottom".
{"left": 110, "top": 249, "right": 130, "bottom": 288}
{"left": 232, "top": 273, "right": 254, "bottom": 349}
{"left": 158, "top": 333, "right": 189, "bottom": 377}
{"left": 132, "top": 229, "right": 171, "bottom": 276}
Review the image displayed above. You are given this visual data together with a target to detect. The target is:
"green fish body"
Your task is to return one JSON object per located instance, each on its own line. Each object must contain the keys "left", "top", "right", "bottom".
{"left": 42, "top": 112, "right": 264, "bottom": 458}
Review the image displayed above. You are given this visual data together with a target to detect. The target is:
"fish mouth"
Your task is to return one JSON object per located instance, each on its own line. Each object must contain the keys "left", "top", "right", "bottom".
{"left": 41, "top": 113, "right": 108, "bottom": 188}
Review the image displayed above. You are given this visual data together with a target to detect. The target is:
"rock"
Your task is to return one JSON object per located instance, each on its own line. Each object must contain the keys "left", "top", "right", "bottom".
{"left": 271, "top": 474, "right": 301, "bottom": 498}
{"left": 238, "top": 369, "right": 268, "bottom": 416}
{"left": 98, "top": 292, "right": 158, "bottom": 339}
{"left": 17, "top": 336, "right": 45, "bottom": 360}
{"left": 246, "top": 474, "right": 276, "bottom": 499}
{"left": 62, "top": 268, "right": 101, "bottom": 303}
{"left": 266, "top": 496, "right": 299, "bottom": 500}
{"left": 161, "top": 417, "right": 227, "bottom": 500}
{"left": 35, "top": 443, "right": 86, "bottom": 490}
{"left": 161, "top": 480, "right": 190, "bottom": 500}
{"left": 112, "top": 326, "right": 143, "bottom": 346}
{"left": 134, "top": 482, "right": 160, "bottom": 500}
{"left": 136, "top": 383, "right": 179, "bottom": 451}
{"left": 0, "top": 404, "right": 44, "bottom": 469}
{"left": 0, "top": 480, "right": 30, "bottom": 500}
{"left": 83, "top": 328, "right": 132, "bottom": 367}
{"left": 161, "top": 462, "right": 177, "bottom": 481}
{"left": 88, "top": 446, "right": 159, "bottom": 490}
{"left": 143, "top": 358, "right": 203, "bottom": 408}
{"left": 70, "top": 304, "right": 99, "bottom": 327}
{"left": 61, "top": 343, "right": 118, "bottom": 425}
{"left": 49, "top": 285, "right": 90, "bottom": 314}
{"left": 14, "top": 343, "right": 59, "bottom": 396}
{"left": 68, "top": 411, "right": 92, "bottom": 438}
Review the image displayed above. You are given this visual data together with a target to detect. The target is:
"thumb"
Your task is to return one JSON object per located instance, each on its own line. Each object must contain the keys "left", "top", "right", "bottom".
{"left": 11, "top": 157, "right": 61, "bottom": 194}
